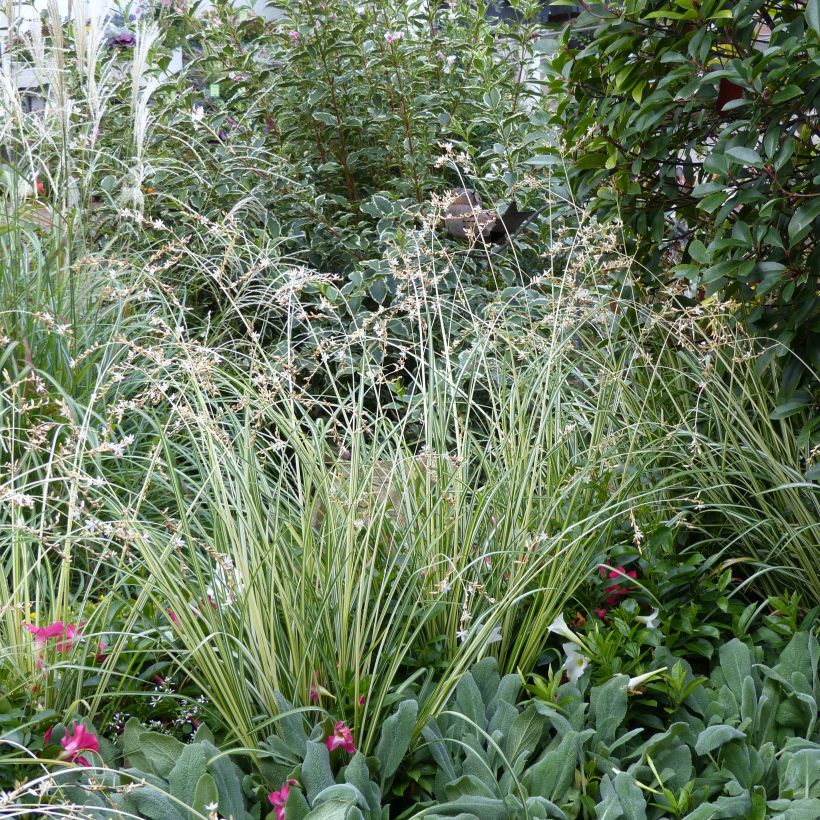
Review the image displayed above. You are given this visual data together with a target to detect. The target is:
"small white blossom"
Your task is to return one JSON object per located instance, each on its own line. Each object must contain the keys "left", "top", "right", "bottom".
{"left": 627, "top": 667, "right": 667, "bottom": 691}
{"left": 547, "top": 612, "right": 582, "bottom": 646}
{"left": 561, "top": 642, "right": 590, "bottom": 685}
{"left": 635, "top": 608, "right": 660, "bottom": 630}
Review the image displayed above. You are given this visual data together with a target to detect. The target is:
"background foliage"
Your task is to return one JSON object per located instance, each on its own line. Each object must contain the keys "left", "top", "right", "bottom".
{"left": 546, "top": 0, "right": 820, "bottom": 409}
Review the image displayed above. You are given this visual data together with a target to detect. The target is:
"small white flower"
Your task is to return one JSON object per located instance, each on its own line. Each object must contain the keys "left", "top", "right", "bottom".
{"left": 191, "top": 105, "right": 205, "bottom": 127}
{"left": 635, "top": 608, "right": 660, "bottom": 630}
{"left": 627, "top": 667, "right": 667, "bottom": 691}
{"left": 1, "top": 491, "right": 35, "bottom": 508}
{"left": 547, "top": 612, "right": 582, "bottom": 645}
{"left": 561, "top": 642, "right": 590, "bottom": 685}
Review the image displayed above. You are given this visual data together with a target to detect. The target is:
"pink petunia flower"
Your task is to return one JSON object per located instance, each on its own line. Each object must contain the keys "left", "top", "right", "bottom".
{"left": 268, "top": 778, "right": 297, "bottom": 820}
{"left": 25, "top": 621, "right": 80, "bottom": 652}
{"left": 608, "top": 566, "right": 637, "bottom": 581}
{"left": 325, "top": 721, "right": 356, "bottom": 754}
{"left": 602, "top": 566, "right": 637, "bottom": 605}
{"left": 59, "top": 723, "right": 100, "bottom": 766}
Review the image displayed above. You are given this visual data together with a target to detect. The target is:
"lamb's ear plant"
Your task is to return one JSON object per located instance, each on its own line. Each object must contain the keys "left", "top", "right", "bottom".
{"left": 105, "top": 718, "right": 259, "bottom": 820}
{"left": 253, "top": 632, "right": 820, "bottom": 819}
{"left": 262, "top": 697, "right": 421, "bottom": 818}
{"left": 20, "top": 719, "right": 257, "bottom": 820}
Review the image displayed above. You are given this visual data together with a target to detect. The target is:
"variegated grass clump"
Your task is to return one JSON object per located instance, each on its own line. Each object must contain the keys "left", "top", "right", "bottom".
{"left": 0, "top": 0, "right": 816, "bottom": 783}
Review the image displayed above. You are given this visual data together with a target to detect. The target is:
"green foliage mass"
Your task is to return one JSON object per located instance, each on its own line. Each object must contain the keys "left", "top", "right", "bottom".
{"left": 545, "top": 0, "right": 820, "bottom": 400}
{"left": 64, "top": 635, "right": 820, "bottom": 819}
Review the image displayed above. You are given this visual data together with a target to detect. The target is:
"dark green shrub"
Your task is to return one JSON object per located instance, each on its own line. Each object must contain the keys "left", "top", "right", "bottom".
{"left": 544, "top": 0, "right": 820, "bottom": 397}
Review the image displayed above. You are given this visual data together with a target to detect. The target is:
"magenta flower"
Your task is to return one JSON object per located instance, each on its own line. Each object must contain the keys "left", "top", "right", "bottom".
{"left": 24, "top": 621, "right": 80, "bottom": 652}
{"left": 59, "top": 723, "right": 100, "bottom": 766}
{"left": 167, "top": 610, "right": 180, "bottom": 626}
{"left": 268, "top": 778, "right": 297, "bottom": 820}
{"left": 289, "top": 30, "right": 300, "bottom": 46}
{"left": 603, "top": 566, "right": 638, "bottom": 605}
{"left": 325, "top": 721, "right": 356, "bottom": 753}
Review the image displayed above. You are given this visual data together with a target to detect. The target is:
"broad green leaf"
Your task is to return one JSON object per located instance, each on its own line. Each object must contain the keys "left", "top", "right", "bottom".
{"left": 122, "top": 718, "right": 151, "bottom": 771}
{"left": 595, "top": 772, "right": 647, "bottom": 820}
{"left": 304, "top": 798, "right": 359, "bottom": 820}
{"left": 591, "top": 676, "right": 628, "bottom": 746}
{"left": 202, "top": 740, "right": 251, "bottom": 820}
{"left": 444, "top": 774, "right": 497, "bottom": 800}
{"left": 425, "top": 796, "right": 508, "bottom": 819}
{"left": 523, "top": 729, "right": 585, "bottom": 801}
{"left": 455, "top": 672, "right": 486, "bottom": 731}
{"left": 374, "top": 699, "right": 418, "bottom": 780}
{"left": 124, "top": 788, "right": 187, "bottom": 820}
{"left": 688, "top": 239, "right": 711, "bottom": 264}
{"left": 313, "top": 784, "right": 366, "bottom": 808}
{"left": 274, "top": 694, "right": 309, "bottom": 757}
{"left": 192, "top": 774, "right": 219, "bottom": 816}
{"left": 766, "top": 797, "right": 820, "bottom": 819}
{"left": 725, "top": 146, "right": 763, "bottom": 167}
{"left": 719, "top": 639, "right": 753, "bottom": 700}
{"left": 772, "top": 85, "right": 804, "bottom": 104}
{"left": 695, "top": 724, "right": 746, "bottom": 756}
{"left": 371, "top": 195, "right": 393, "bottom": 216}
{"left": 302, "top": 741, "right": 337, "bottom": 804}
{"left": 779, "top": 748, "right": 820, "bottom": 799}
{"left": 612, "top": 771, "right": 647, "bottom": 820}
{"left": 168, "top": 743, "right": 208, "bottom": 808}
{"left": 787, "top": 199, "right": 820, "bottom": 247}
{"left": 503, "top": 704, "right": 544, "bottom": 766}
{"left": 525, "top": 154, "right": 561, "bottom": 167}
{"left": 771, "top": 395, "right": 811, "bottom": 420}
{"left": 139, "top": 731, "right": 186, "bottom": 779}
{"left": 681, "top": 793, "right": 751, "bottom": 820}
{"left": 343, "top": 753, "right": 381, "bottom": 812}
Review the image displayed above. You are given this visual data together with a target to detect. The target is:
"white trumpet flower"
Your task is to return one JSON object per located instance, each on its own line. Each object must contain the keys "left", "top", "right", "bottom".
{"left": 635, "top": 608, "right": 660, "bottom": 630}
{"left": 561, "top": 642, "right": 590, "bottom": 685}
{"left": 627, "top": 667, "right": 667, "bottom": 691}
{"left": 547, "top": 612, "right": 584, "bottom": 646}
